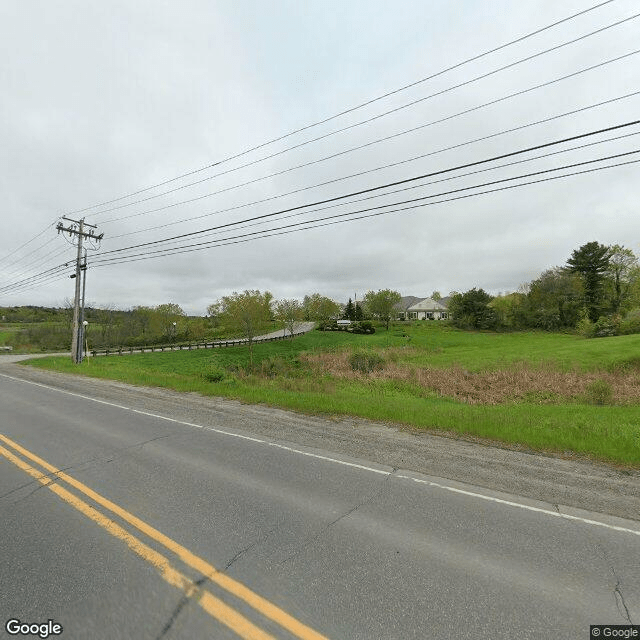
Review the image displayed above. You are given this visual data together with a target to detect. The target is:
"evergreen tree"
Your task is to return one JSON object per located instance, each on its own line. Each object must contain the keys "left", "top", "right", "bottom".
{"left": 343, "top": 298, "right": 355, "bottom": 320}
{"left": 566, "top": 242, "right": 610, "bottom": 321}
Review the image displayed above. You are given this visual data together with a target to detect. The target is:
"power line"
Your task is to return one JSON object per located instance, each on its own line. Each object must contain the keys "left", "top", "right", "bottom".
{"left": 105, "top": 93, "right": 640, "bottom": 238}
{"left": 97, "top": 120, "right": 640, "bottom": 257}
{"left": 88, "top": 157, "right": 640, "bottom": 269}
{"left": 0, "top": 236, "right": 58, "bottom": 276}
{"left": 95, "top": 45, "right": 640, "bottom": 224}
{"left": 66, "top": 0, "right": 616, "bottom": 216}
{"left": 0, "top": 244, "right": 76, "bottom": 286}
{"left": 89, "top": 151, "right": 640, "bottom": 267}
{"left": 90, "top": 13, "right": 640, "bottom": 220}
{"left": 190, "top": 129, "right": 640, "bottom": 242}
{"left": 6, "top": 154, "right": 636, "bottom": 296}
{"left": 0, "top": 220, "right": 58, "bottom": 267}
{"left": 0, "top": 261, "right": 74, "bottom": 295}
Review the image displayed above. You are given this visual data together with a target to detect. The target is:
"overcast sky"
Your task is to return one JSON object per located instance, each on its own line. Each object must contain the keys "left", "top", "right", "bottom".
{"left": 1, "top": 0, "right": 638, "bottom": 315}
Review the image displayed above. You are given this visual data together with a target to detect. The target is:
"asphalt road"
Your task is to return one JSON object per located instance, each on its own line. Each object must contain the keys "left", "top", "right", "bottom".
{"left": 1, "top": 366, "right": 639, "bottom": 639}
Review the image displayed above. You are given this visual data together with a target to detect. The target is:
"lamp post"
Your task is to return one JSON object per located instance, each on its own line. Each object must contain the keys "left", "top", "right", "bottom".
{"left": 82, "top": 320, "right": 89, "bottom": 359}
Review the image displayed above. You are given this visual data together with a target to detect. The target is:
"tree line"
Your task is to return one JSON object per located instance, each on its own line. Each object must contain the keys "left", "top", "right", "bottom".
{"left": 449, "top": 242, "right": 640, "bottom": 336}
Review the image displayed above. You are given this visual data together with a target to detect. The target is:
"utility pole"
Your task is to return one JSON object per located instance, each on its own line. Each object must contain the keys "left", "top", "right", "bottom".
{"left": 56, "top": 217, "right": 102, "bottom": 364}
{"left": 80, "top": 249, "right": 87, "bottom": 358}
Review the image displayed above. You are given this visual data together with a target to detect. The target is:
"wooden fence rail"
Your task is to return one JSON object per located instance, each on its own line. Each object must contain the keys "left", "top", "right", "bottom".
{"left": 90, "top": 328, "right": 310, "bottom": 358}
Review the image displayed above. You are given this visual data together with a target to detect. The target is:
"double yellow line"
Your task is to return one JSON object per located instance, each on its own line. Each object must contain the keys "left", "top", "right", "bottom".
{"left": 0, "top": 433, "right": 328, "bottom": 640}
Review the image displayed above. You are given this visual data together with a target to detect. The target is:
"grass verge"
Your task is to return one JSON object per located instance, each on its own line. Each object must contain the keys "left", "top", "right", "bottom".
{"left": 24, "top": 324, "right": 640, "bottom": 467}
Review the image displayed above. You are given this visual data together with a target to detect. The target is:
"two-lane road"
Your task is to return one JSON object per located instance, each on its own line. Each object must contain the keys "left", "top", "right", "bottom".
{"left": 1, "top": 369, "right": 638, "bottom": 639}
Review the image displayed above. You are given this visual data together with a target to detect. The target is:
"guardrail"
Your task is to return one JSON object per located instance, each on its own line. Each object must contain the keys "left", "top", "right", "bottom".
{"left": 90, "top": 327, "right": 311, "bottom": 357}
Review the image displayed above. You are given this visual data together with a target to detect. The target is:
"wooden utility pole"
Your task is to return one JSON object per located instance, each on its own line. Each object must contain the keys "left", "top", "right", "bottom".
{"left": 56, "top": 217, "right": 102, "bottom": 363}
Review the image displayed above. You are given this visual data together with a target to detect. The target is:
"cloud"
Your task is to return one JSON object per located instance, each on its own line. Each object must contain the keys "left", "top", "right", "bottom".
{"left": 1, "top": 0, "right": 638, "bottom": 315}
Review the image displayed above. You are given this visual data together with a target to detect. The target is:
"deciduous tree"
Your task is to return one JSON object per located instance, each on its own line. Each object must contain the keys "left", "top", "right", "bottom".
{"left": 605, "top": 244, "right": 638, "bottom": 313}
{"left": 302, "top": 293, "right": 341, "bottom": 325}
{"left": 275, "top": 298, "right": 303, "bottom": 337}
{"left": 211, "top": 290, "right": 273, "bottom": 365}
{"left": 525, "top": 268, "right": 583, "bottom": 330}
{"left": 363, "top": 289, "right": 402, "bottom": 330}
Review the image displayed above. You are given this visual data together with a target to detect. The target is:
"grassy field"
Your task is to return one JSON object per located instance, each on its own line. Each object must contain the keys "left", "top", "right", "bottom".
{"left": 0, "top": 324, "right": 21, "bottom": 346}
{"left": 25, "top": 323, "right": 640, "bottom": 466}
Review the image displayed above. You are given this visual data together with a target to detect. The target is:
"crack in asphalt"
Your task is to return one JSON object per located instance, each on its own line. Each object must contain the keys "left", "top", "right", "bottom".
{"left": 594, "top": 541, "right": 634, "bottom": 624}
{"left": 96, "top": 432, "right": 181, "bottom": 464}
{"left": 614, "top": 580, "right": 633, "bottom": 624}
{"left": 1, "top": 432, "right": 181, "bottom": 505}
{"left": 278, "top": 468, "right": 397, "bottom": 566}
{"left": 155, "top": 575, "right": 208, "bottom": 640}
{"left": 224, "top": 528, "right": 277, "bottom": 572}
{"left": 0, "top": 463, "right": 82, "bottom": 502}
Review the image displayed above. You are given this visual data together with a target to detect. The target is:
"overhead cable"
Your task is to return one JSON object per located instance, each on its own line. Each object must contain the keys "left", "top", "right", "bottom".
{"left": 89, "top": 151, "right": 640, "bottom": 266}
{"left": 67, "top": 0, "right": 616, "bottom": 216}
{"left": 97, "top": 120, "right": 640, "bottom": 256}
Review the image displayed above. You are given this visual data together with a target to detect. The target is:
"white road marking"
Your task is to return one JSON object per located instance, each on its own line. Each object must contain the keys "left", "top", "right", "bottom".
{"left": 1, "top": 371, "right": 639, "bottom": 537}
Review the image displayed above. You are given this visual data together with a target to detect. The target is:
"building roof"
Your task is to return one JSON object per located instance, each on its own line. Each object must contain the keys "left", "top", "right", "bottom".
{"left": 407, "top": 297, "right": 448, "bottom": 312}
{"left": 393, "top": 296, "right": 423, "bottom": 311}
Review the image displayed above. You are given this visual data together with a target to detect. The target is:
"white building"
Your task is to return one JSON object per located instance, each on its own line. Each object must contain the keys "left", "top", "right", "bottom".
{"left": 395, "top": 296, "right": 449, "bottom": 320}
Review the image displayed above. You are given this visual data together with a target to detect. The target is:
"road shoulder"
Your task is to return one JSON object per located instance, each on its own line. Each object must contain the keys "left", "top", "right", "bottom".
{"left": 2, "top": 361, "right": 638, "bottom": 522}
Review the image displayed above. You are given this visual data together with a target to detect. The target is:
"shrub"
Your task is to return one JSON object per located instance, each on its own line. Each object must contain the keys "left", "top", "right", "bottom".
{"left": 583, "top": 379, "right": 613, "bottom": 405}
{"left": 350, "top": 321, "right": 375, "bottom": 334}
{"left": 619, "top": 309, "right": 640, "bottom": 335}
{"left": 576, "top": 316, "right": 595, "bottom": 338}
{"left": 593, "top": 315, "right": 619, "bottom": 338}
{"left": 317, "top": 320, "right": 338, "bottom": 331}
{"left": 259, "top": 356, "right": 289, "bottom": 378}
{"left": 202, "top": 366, "right": 230, "bottom": 383}
{"left": 349, "top": 351, "right": 385, "bottom": 373}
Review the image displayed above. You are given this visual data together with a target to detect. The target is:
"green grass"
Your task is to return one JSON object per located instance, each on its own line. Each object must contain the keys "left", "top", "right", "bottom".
{"left": 24, "top": 323, "right": 640, "bottom": 466}
{"left": 0, "top": 324, "right": 22, "bottom": 346}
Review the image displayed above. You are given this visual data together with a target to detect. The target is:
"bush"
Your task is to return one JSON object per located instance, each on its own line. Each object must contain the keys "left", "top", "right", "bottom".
{"left": 317, "top": 320, "right": 338, "bottom": 331}
{"left": 593, "top": 315, "right": 619, "bottom": 338}
{"left": 576, "top": 316, "right": 595, "bottom": 338}
{"left": 350, "top": 321, "right": 375, "bottom": 334}
{"left": 259, "top": 356, "right": 290, "bottom": 378}
{"left": 349, "top": 351, "right": 385, "bottom": 374}
{"left": 583, "top": 379, "right": 613, "bottom": 405}
{"left": 202, "top": 366, "right": 231, "bottom": 383}
{"left": 619, "top": 309, "right": 640, "bottom": 335}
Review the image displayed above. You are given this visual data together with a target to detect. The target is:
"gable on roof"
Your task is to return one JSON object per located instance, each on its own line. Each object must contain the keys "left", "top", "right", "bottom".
{"left": 393, "top": 296, "right": 423, "bottom": 311}
{"left": 407, "top": 297, "right": 447, "bottom": 312}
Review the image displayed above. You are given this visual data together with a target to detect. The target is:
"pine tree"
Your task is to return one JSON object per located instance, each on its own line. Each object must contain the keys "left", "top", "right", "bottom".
{"left": 566, "top": 242, "right": 610, "bottom": 322}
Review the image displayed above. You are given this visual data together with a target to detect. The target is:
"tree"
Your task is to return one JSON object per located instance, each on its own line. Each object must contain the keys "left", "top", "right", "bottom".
{"left": 212, "top": 290, "right": 273, "bottom": 365}
{"left": 605, "top": 244, "right": 638, "bottom": 313}
{"left": 448, "top": 288, "right": 497, "bottom": 330}
{"left": 626, "top": 264, "right": 640, "bottom": 311}
{"left": 275, "top": 298, "right": 303, "bottom": 337}
{"left": 566, "top": 241, "right": 610, "bottom": 321}
{"left": 155, "top": 302, "right": 185, "bottom": 341}
{"left": 525, "top": 267, "right": 583, "bottom": 330}
{"left": 489, "top": 292, "right": 527, "bottom": 330}
{"left": 363, "top": 289, "right": 402, "bottom": 330}
{"left": 343, "top": 298, "right": 356, "bottom": 321}
{"left": 431, "top": 291, "right": 442, "bottom": 301}
{"left": 302, "top": 293, "right": 341, "bottom": 325}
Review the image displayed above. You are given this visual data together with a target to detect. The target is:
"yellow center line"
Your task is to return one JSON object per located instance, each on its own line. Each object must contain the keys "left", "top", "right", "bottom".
{"left": 0, "top": 434, "right": 329, "bottom": 640}
{"left": 0, "top": 443, "right": 276, "bottom": 640}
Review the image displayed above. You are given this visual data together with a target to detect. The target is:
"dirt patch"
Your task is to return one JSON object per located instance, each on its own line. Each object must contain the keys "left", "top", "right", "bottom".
{"left": 301, "top": 350, "right": 640, "bottom": 405}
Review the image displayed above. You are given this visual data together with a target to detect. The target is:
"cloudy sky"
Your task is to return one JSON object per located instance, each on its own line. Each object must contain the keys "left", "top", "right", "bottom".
{"left": 1, "top": 0, "right": 638, "bottom": 315}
